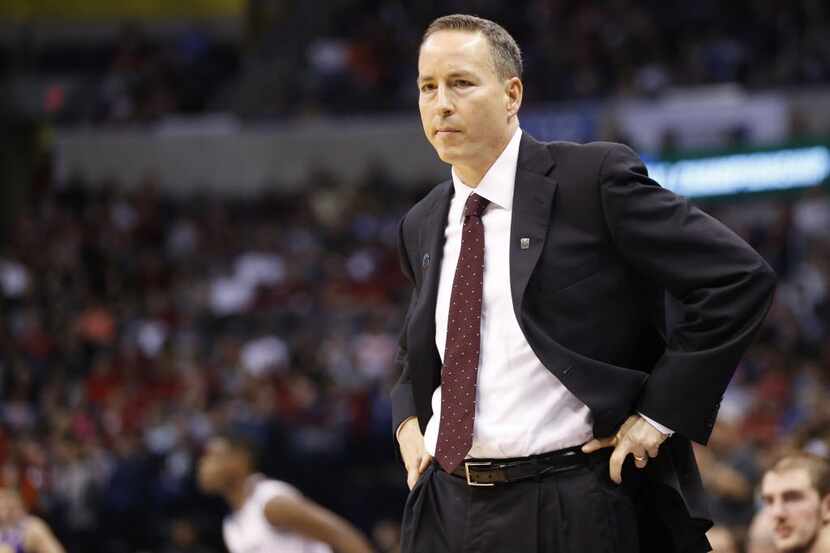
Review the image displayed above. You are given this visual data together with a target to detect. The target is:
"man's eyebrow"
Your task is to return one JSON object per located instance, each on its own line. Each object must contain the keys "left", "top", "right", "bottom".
{"left": 417, "top": 71, "right": 476, "bottom": 84}
{"left": 446, "top": 71, "right": 475, "bottom": 79}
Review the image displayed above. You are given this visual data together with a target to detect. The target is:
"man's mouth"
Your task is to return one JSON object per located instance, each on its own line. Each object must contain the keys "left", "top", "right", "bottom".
{"left": 775, "top": 525, "right": 793, "bottom": 538}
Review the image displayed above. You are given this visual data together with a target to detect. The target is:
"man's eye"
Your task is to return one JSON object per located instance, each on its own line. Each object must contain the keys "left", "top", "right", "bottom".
{"left": 455, "top": 80, "right": 472, "bottom": 87}
{"left": 420, "top": 84, "right": 435, "bottom": 92}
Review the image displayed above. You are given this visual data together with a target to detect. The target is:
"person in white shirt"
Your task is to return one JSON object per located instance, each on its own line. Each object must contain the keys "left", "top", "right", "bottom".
{"left": 197, "top": 433, "right": 374, "bottom": 553}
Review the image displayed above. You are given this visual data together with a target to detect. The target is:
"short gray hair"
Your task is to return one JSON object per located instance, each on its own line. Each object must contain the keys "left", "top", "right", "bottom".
{"left": 421, "top": 14, "right": 523, "bottom": 81}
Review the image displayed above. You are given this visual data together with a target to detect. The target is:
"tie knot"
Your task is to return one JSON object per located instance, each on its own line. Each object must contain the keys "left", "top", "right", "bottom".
{"left": 464, "top": 193, "right": 490, "bottom": 219}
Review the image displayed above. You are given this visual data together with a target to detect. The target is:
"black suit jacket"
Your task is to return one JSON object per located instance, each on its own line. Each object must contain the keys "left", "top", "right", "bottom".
{"left": 390, "top": 133, "right": 777, "bottom": 552}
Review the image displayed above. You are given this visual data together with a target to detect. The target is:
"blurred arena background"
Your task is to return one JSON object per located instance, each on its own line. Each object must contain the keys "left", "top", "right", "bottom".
{"left": 1, "top": 1, "right": 829, "bottom": 552}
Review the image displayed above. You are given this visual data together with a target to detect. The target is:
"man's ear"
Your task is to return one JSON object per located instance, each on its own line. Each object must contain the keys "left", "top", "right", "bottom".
{"left": 505, "top": 77, "right": 523, "bottom": 118}
{"left": 822, "top": 493, "right": 830, "bottom": 523}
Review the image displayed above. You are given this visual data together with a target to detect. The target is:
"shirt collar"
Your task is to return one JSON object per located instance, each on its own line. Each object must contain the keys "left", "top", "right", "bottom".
{"left": 450, "top": 127, "right": 522, "bottom": 217}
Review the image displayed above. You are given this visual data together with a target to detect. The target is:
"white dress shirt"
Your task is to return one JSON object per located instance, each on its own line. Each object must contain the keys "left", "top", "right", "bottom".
{"left": 422, "top": 128, "right": 593, "bottom": 459}
{"left": 421, "top": 128, "right": 670, "bottom": 460}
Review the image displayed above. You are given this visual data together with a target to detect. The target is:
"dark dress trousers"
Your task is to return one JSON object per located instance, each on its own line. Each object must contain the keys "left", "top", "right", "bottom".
{"left": 390, "top": 133, "right": 777, "bottom": 553}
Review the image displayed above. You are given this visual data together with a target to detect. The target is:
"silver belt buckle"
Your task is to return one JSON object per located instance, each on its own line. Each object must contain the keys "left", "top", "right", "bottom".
{"left": 465, "top": 461, "right": 495, "bottom": 486}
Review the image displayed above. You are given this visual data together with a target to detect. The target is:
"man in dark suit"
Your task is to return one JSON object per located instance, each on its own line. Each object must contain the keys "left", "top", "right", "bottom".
{"left": 391, "top": 13, "right": 777, "bottom": 553}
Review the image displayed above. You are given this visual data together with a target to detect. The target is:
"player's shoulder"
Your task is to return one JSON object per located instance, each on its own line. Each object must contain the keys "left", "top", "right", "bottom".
{"left": 254, "top": 478, "right": 301, "bottom": 504}
{"left": 23, "top": 516, "right": 48, "bottom": 535}
{"left": 20, "top": 517, "right": 53, "bottom": 550}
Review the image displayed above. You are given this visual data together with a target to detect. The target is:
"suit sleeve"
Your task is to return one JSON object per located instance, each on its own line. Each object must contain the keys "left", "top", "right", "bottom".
{"left": 390, "top": 215, "right": 419, "bottom": 438}
{"left": 599, "top": 144, "right": 777, "bottom": 445}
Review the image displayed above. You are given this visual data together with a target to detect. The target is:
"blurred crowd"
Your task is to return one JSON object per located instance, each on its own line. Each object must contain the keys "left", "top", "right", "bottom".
{"left": 696, "top": 187, "right": 830, "bottom": 551}
{"left": 1, "top": 1, "right": 830, "bottom": 552}
{"left": 0, "top": 165, "right": 421, "bottom": 552}
{"left": 4, "top": 0, "right": 830, "bottom": 122}
{"left": 0, "top": 150, "right": 829, "bottom": 552}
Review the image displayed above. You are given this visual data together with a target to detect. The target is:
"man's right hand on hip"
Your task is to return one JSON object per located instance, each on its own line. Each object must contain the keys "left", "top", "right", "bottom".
{"left": 397, "top": 417, "right": 433, "bottom": 490}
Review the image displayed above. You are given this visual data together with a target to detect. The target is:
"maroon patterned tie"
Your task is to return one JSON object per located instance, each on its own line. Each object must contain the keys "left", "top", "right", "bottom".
{"left": 435, "top": 192, "right": 490, "bottom": 473}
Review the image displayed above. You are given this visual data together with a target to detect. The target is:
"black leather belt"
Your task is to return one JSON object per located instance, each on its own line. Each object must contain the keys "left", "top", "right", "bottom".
{"left": 445, "top": 446, "right": 588, "bottom": 486}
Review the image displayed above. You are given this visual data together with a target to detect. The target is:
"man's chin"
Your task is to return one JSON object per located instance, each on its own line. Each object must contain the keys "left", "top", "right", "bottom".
{"left": 774, "top": 536, "right": 807, "bottom": 553}
{"left": 434, "top": 147, "right": 463, "bottom": 165}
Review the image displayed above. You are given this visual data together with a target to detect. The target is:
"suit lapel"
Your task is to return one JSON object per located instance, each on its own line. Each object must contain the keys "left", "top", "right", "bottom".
{"left": 510, "top": 134, "right": 558, "bottom": 325}
{"left": 421, "top": 179, "right": 452, "bottom": 300}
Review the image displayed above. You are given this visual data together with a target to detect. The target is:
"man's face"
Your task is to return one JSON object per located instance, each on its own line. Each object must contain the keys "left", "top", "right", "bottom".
{"left": 417, "top": 30, "right": 520, "bottom": 173}
{"left": 761, "top": 468, "right": 827, "bottom": 552}
{"left": 197, "top": 438, "right": 245, "bottom": 493}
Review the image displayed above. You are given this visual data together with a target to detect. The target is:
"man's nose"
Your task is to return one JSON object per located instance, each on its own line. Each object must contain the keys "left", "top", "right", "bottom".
{"left": 768, "top": 500, "right": 787, "bottom": 518}
{"left": 436, "top": 84, "right": 453, "bottom": 115}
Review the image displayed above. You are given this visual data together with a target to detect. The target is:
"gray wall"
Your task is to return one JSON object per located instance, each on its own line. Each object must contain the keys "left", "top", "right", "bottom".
{"left": 54, "top": 86, "right": 830, "bottom": 195}
{"left": 56, "top": 116, "right": 447, "bottom": 195}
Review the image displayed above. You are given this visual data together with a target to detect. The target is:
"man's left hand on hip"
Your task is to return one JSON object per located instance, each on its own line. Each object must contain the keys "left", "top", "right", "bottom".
{"left": 581, "top": 414, "right": 669, "bottom": 484}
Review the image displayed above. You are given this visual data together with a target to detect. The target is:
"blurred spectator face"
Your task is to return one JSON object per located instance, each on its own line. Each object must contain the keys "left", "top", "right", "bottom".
{"left": 760, "top": 467, "right": 830, "bottom": 552}
{"left": 0, "top": 489, "right": 24, "bottom": 527}
{"left": 748, "top": 508, "right": 779, "bottom": 553}
{"left": 418, "top": 30, "right": 521, "bottom": 175}
{"left": 197, "top": 437, "right": 249, "bottom": 494}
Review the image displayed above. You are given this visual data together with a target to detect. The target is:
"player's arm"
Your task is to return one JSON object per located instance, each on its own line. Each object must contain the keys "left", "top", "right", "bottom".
{"left": 263, "top": 495, "right": 374, "bottom": 553}
{"left": 24, "top": 517, "right": 66, "bottom": 553}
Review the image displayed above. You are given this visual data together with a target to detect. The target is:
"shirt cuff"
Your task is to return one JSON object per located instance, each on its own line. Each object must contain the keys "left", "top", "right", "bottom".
{"left": 638, "top": 412, "right": 674, "bottom": 436}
